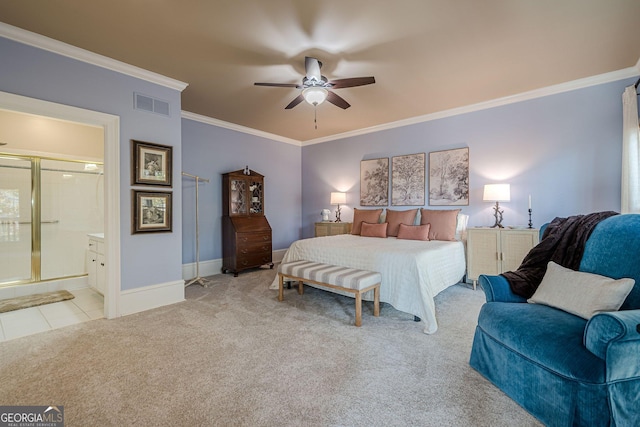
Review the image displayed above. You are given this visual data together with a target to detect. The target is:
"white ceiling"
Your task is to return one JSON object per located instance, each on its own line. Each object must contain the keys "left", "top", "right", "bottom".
{"left": 1, "top": 0, "right": 639, "bottom": 142}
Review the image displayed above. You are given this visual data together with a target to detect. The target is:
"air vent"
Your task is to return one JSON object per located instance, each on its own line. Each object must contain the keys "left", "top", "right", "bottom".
{"left": 134, "top": 92, "right": 170, "bottom": 117}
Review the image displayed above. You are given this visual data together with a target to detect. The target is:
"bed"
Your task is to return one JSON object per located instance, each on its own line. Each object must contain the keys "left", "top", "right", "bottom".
{"left": 270, "top": 211, "right": 467, "bottom": 334}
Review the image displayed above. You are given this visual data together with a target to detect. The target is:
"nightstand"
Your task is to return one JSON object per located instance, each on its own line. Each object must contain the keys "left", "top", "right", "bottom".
{"left": 466, "top": 227, "right": 539, "bottom": 289}
{"left": 315, "top": 222, "right": 352, "bottom": 237}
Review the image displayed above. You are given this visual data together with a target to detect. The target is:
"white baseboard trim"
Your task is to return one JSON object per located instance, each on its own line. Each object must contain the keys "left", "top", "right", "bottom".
{"left": 120, "top": 280, "right": 185, "bottom": 316}
{"left": 182, "top": 259, "right": 222, "bottom": 280}
{"left": 182, "top": 249, "right": 288, "bottom": 280}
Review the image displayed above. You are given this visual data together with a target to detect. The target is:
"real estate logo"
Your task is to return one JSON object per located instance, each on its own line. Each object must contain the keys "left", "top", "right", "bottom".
{"left": 0, "top": 405, "right": 64, "bottom": 427}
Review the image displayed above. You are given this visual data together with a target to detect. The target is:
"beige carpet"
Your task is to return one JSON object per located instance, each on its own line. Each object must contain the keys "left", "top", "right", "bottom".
{"left": 0, "top": 290, "right": 74, "bottom": 313}
{"left": 0, "top": 268, "right": 542, "bottom": 426}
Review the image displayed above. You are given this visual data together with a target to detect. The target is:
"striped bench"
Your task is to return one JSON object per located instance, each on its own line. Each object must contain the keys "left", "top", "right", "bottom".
{"left": 278, "top": 260, "right": 381, "bottom": 327}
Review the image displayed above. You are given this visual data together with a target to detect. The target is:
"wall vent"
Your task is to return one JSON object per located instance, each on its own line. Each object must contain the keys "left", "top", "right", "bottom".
{"left": 134, "top": 92, "right": 170, "bottom": 117}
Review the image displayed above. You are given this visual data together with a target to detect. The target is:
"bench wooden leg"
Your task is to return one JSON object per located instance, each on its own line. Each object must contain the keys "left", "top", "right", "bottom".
{"left": 355, "top": 291, "right": 362, "bottom": 327}
{"left": 298, "top": 280, "right": 304, "bottom": 295}
{"left": 373, "top": 285, "right": 380, "bottom": 317}
{"left": 278, "top": 273, "right": 284, "bottom": 301}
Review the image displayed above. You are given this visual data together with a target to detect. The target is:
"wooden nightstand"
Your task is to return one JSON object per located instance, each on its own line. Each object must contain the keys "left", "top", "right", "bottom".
{"left": 466, "top": 227, "right": 539, "bottom": 289}
{"left": 315, "top": 222, "right": 352, "bottom": 237}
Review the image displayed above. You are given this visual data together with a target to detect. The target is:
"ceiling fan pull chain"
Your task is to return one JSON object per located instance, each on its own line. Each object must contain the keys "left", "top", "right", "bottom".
{"left": 314, "top": 106, "right": 318, "bottom": 130}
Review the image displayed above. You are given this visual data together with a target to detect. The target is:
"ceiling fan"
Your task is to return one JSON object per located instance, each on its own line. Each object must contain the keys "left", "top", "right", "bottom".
{"left": 254, "top": 56, "right": 375, "bottom": 110}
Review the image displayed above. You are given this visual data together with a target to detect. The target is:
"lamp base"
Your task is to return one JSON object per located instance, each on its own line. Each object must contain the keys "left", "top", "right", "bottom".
{"left": 490, "top": 202, "right": 504, "bottom": 228}
{"left": 334, "top": 204, "right": 342, "bottom": 222}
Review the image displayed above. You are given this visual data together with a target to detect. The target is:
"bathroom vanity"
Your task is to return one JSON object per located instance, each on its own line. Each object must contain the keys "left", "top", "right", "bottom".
{"left": 87, "top": 233, "right": 105, "bottom": 295}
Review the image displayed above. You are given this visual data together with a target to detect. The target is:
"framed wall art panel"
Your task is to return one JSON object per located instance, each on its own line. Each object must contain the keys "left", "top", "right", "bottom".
{"left": 391, "top": 153, "right": 425, "bottom": 206}
{"left": 428, "top": 147, "right": 469, "bottom": 206}
{"left": 131, "top": 139, "right": 173, "bottom": 186}
{"left": 360, "top": 158, "right": 389, "bottom": 206}
{"left": 132, "top": 190, "right": 173, "bottom": 234}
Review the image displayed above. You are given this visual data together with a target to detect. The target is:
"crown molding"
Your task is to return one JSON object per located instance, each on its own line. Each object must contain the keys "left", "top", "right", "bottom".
{"left": 181, "top": 111, "right": 301, "bottom": 146}
{"left": 302, "top": 65, "right": 640, "bottom": 146}
{"left": 0, "top": 22, "right": 188, "bottom": 92}
{"left": 183, "top": 63, "right": 640, "bottom": 147}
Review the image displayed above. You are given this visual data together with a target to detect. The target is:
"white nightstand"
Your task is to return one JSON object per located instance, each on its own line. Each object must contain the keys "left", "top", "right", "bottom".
{"left": 466, "top": 227, "right": 539, "bottom": 289}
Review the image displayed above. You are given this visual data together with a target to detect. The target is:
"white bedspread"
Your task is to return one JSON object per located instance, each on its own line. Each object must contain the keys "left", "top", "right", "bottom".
{"left": 270, "top": 234, "right": 466, "bottom": 334}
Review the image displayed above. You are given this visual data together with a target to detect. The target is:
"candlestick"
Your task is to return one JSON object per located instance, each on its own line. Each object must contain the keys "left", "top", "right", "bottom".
{"left": 528, "top": 208, "right": 533, "bottom": 229}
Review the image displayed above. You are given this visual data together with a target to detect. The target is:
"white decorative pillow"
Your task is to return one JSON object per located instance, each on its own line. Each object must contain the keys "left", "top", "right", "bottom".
{"left": 527, "top": 261, "right": 635, "bottom": 319}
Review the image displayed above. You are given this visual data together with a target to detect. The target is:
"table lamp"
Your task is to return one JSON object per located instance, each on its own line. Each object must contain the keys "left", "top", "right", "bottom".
{"left": 330, "top": 192, "right": 346, "bottom": 222}
{"left": 483, "top": 184, "right": 510, "bottom": 228}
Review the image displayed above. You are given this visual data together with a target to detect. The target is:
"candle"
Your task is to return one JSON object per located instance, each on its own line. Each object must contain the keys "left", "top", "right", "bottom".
{"left": 528, "top": 195, "right": 532, "bottom": 210}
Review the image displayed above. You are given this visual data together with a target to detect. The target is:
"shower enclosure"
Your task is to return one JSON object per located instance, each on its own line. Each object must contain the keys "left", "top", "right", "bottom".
{"left": 0, "top": 154, "right": 104, "bottom": 286}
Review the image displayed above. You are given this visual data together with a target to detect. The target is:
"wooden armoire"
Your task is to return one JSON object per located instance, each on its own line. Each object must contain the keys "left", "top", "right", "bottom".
{"left": 221, "top": 168, "right": 273, "bottom": 276}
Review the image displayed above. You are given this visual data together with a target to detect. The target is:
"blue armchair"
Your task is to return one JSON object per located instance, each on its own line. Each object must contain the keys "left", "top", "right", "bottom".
{"left": 469, "top": 214, "right": 640, "bottom": 427}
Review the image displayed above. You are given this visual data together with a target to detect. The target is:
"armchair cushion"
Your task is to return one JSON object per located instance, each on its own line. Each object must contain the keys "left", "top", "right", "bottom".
{"left": 476, "top": 302, "right": 604, "bottom": 383}
{"left": 527, "top": 261, "right": 634, "bottom": 319}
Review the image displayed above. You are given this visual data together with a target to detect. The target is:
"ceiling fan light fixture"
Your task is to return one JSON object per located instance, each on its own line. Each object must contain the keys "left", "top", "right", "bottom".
{"left": 302, "top": 87, "right": 328, "bottom": 106}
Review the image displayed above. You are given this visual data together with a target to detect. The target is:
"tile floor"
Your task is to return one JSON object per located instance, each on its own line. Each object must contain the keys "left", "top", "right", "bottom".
{"left": 0, "top": 287, "right": 103, "bottom": 342}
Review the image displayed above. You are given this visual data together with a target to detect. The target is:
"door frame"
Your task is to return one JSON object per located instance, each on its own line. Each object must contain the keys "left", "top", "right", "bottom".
{"left": 0, "top": 90, "right": 121, "bottom": 318}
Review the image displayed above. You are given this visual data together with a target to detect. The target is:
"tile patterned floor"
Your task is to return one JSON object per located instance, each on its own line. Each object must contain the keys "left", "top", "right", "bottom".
{"left": 0, "top": 287, "right": 103, "bottom": 342}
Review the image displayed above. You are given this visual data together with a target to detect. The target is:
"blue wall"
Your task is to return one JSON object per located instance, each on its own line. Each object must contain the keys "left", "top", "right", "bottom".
{"left": 301, "top": 79, "right": 633, "bottom": 237}
{"left": 0, "top": 36, "right": 184, "bottom": 291}
{"left": 181, "top": 119, "right": 302, "bottom": 263}
{"left": 3, "top": 30, "right": 633, "bottom": 273}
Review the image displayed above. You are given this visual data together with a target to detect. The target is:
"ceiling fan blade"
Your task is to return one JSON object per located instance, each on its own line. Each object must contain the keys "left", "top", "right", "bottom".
{"left": 329, "top": 77, "right": 376, "bottom": 89}
{"left": 326, "top": 91, "right": 351, "bottom": 109}
{"left": 254, "top": 82, "right": 301, "bottom": 88}
{"left": 285, "top": 94, "right": 305, "bottom": 109}
{"left": 305, "top": 56, "right": 322, "bottom": 82}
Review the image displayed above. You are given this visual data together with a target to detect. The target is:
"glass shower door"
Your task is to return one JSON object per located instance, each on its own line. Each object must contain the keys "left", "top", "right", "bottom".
{"left": 40, "top": 159, "right": 104, "bottom": 281}
{"left": 0, "top": 156, "right": 33, "bottom": 283}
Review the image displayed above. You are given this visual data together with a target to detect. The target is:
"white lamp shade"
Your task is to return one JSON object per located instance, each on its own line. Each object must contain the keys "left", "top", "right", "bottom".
{"left": 483, "top": 184, "right": 511, "bottom": 202}
{"left": 303, "top": 87, "right": 328, "bottom": 105}
{"left": 330, "top": 192, "right": 346, "bottom": 205}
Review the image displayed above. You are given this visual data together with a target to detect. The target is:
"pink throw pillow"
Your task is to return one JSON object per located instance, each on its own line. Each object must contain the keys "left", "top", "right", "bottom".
{"left": 351, "top": 208, "right": 383, "bottom": 235}
{"left": 360, "top": 222, "right": 388, "bottom": 238}
{"left": 396, "top": 223, "right": 431, "bottom": 241}
{"left": 420, "top": 209, "right": 460, "bottom": 241}
{"left": 385, "top": 208, "right": 418, "bottom": 237}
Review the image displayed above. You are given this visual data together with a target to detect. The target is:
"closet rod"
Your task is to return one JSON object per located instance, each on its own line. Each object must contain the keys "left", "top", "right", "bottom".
{"left": 182, "top": 171, "right": 210, "bottom": 182}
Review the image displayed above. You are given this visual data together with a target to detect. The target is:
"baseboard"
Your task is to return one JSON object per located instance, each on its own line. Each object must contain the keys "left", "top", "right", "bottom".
{"left": 182, "top": 249, "right": 288, "bottom": 280}
{"left": 182, "top": 259, "right": 222, "bottom": 280}
{"left": 120, "top": 280, "right": 185, "bottom": 316}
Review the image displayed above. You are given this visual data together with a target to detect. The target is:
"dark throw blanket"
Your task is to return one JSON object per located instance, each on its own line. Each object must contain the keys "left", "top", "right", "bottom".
{"left": 501, "top": 211, "right": 619, "bottom": 298}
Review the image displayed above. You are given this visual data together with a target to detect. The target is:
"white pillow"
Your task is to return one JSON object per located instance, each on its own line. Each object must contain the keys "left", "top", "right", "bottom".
{"left": 527, "top": 261, "right": 635, "bottom": 319}
{"left": 455, "top": 213, "right": 469, "bottom": 241}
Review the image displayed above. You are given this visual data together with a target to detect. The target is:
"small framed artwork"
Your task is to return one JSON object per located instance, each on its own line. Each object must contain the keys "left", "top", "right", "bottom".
{"left": 428, "top": 147, "right": 469, "bottom": 206}
{"left": 132, "top": 190, "right": 172, "bottom": 234}
{"left": 360, "top": 158, "right": 389, "bottom": 206}
{"left": 131, "top": 140, "right": 172, "bottom": 186}
{"left": 391, "top": 153, "right": 425, "bottom": 206}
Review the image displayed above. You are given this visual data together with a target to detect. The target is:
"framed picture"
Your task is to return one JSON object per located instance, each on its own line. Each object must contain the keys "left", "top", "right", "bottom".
{"left": 360, "top": 158, "right": 389, "bottom": 206}
{"left": 428, "top": 147, "right": 469, "bottom": 206}
{"left": 391, "top": 153, "right": 425, "bottom": 206}
{"left": 131, "top": 140, "right": 172, "bottom": 186}
{"left": 132, "top": 190, "right": 172, "bottom": 234}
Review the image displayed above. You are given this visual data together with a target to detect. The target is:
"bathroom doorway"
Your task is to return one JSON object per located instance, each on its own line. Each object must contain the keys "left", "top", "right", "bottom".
{"left": 0, "top": 91, "right": 121, "bottom": 320}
